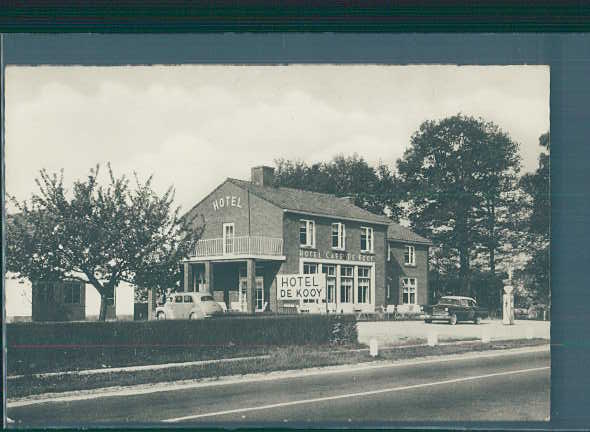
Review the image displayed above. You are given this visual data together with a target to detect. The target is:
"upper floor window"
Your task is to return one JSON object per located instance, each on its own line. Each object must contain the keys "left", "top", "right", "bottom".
{"left": 404, "top": 245, "right": 416, "bottom": 266}
{"left": 299, "top": 219, "right": 315, "bottom": 248}
{"left": 387, "top": 244, "right": 392, "bottom": 261}
{"left": 331, "top": 222, "right": 346, "bottom": 250}
{"left": 360, "top": 226, "right": 374, "bottom": 253}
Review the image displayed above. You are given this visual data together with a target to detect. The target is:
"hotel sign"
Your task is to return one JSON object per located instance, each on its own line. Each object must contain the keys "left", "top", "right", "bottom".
{"left": 212, "top": 195, "right": 243, "bottom": 211}
{"left": 276, "top": 273, "right": 326, "bottom": 301}
{"left": 299, "top": 249, "right": 376, "bottom": 263}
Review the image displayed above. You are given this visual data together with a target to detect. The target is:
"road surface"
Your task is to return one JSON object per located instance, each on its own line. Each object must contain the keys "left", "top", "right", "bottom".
{"left": 7, "top": 347, "right": 549, "bottom": 426}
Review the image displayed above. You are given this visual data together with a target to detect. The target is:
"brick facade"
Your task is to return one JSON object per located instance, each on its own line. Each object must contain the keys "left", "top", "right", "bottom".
{"left": 183, "top": 168, "right": 430, "bottom": 314}
{"left": 386, "top": 242, "right": 430, "bottom": 306}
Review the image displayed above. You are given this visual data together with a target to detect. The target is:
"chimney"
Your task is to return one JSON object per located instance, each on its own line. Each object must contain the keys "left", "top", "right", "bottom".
{"left": 251, "top": 166, "right": 275, "bottom": 187}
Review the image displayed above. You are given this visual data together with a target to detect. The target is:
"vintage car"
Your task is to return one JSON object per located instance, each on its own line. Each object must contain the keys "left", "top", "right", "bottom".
{"left": 424, "top": 295, "right": 488, "bottom": 325}
{"left": 155, "top": 292, "right": 223, "bottom": 320}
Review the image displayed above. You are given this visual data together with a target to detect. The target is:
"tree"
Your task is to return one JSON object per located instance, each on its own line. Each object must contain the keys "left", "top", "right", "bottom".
{"left": 397, "top": 114, "right": 521, "bottom": 297}
{"left": 6, "top": 164, "right": 201, "bottom": 321}
{"left": 273, "top": 154, "right": 402, "bottom": 220}
{"left": 519, "top": 132, "right": 550, "bottom": 306}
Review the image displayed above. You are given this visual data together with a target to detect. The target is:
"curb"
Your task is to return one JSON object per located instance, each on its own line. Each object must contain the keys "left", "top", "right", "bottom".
{"left": 6, "top": 343, "right": 549, "bottom": 408}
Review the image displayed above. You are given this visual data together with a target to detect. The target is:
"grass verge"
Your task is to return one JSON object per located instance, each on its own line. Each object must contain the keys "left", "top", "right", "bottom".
{"left": 7, "top": 338, "right": 548, "bottom": 400}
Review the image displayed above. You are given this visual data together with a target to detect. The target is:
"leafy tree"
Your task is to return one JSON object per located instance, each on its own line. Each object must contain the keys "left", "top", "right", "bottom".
{"left": 6, "top": 164, "right": 201, "bottom": 321}
{"left": 273, "top": 154, "right": 402, "bottom": 220}
{"left": 518, "top": 132, "right": 550, "bottom": 306}
{"left": 397, "top": 114, "right": 521, "bottom": 297}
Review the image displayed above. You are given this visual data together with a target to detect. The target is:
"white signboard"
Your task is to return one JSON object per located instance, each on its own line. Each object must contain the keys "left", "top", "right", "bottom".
{"left": 276, "top": 274, "right": 326, "bottom": 301}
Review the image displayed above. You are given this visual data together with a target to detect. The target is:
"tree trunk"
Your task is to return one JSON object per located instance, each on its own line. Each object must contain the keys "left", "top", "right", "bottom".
{"left": 99, "top": 293, "right": 108, "bottom": 321}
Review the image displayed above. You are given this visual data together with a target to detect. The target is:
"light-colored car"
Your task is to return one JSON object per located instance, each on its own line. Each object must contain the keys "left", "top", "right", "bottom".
{"left": 155, "top": 292, "right": 223, "bottom": 320}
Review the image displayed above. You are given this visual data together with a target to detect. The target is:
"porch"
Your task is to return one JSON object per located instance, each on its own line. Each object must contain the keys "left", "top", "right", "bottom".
{"left": 182, "top": 258, "right": 282, "bottom": 314}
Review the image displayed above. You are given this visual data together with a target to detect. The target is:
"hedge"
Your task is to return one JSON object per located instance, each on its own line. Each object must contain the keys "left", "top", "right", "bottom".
{"left": 6, "top": 314, "right": 357, "bottom": 375}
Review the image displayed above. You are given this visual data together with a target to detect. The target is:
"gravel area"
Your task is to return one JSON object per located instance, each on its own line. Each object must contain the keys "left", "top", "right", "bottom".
{"left": 357, "top": 319, "right": 550, "bottom": 347}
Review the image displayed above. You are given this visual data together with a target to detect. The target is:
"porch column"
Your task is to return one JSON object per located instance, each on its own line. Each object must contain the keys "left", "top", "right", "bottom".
{"left": 246, "top": 258, "right": 256, "bottom": 314}
{"left": 204, "top": 261, "right": 214, "bottom": 293}
{"left": 183, "top": 262, "right": 192, "bottom": 292}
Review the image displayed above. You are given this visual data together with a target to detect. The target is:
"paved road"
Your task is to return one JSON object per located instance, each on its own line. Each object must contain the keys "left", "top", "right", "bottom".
{"left": 358, "top": 319, "right": 550, "bottom": 346}
{"left": 7, "top": 348, "right": 549, "bottom": 427}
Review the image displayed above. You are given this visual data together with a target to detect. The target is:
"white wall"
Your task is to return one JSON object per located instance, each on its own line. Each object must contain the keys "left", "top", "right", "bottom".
{"left": 4, "top": 274, "right": 32, "bottom": 320}
{"left": 85, "top": 281, "right": 135, "bottom": 319}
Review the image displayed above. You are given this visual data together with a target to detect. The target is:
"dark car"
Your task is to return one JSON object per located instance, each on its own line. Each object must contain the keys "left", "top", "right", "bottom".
{"left": 424, "top": 296, "right": 488, "bottom": 325}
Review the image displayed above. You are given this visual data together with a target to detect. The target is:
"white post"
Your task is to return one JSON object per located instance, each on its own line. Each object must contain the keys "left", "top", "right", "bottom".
{"left": 427, "top": 331, "right": 438, "bottom": 347}
{"left": 369, "top": 338, "right": 379, "bottom": 357}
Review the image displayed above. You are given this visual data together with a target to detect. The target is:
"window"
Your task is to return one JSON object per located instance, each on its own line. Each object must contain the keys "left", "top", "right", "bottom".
{"left": 332, "top": 222, "right": 346, "bottom": 250}
{"left": 357, "top": 266, "right": 371, "bottom": 303}
{"left": 401, "top": 278, "right": 417, "bottom": 304}
{"left": 360, "top": 227, "right": 374, "bottom": 253}
{"left": 63, "top": 281, "right": 81, "bottom": 304}
{"left": 386, "top": 283, "right": 391, "bottom": 299}
{"left": 200, "top": 295, "right": 214, "bottom": 302}
{"left": 299, "top": 219, "right": 315, "bottom": 248}
{"left": 404, "top": 245, "right": 416, "bottom": 266}
{"left": 322, "top": 264, "right": 336, "bottom": 303}
{"left": 184, "top": 295, "right": 194, "bottom": 303}
{"left": 174, "top": 295, "right": 183, "bottom": 303}
{"left": 387, "top": 244, "right": 392, "bottom": 261}
{"left": 223, "top": 223, "right": 235, "bottom": 254}
{"left": 340, "top": 265, "right": 353, "bottom": 303}
{"left": 303, "top": 262, "right": 318, "bottom": 274}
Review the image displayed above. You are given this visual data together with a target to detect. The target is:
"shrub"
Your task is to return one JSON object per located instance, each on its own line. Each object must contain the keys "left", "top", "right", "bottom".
{"left": 6, "top": 314, "right": 357, "bottom": 375}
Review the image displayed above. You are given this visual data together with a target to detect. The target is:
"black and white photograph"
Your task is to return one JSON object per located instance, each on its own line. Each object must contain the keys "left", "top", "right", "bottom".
{"left": 4, "top": 62, "right": 550, "bottom": 426}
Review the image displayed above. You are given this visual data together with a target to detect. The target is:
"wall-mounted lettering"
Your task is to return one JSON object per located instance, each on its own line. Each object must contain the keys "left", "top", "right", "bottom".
{"left": 213, "top": 195, "right": 242, "bottom": 211}
{"left": 299, "top": 249, "right": 375, "bottom": 262}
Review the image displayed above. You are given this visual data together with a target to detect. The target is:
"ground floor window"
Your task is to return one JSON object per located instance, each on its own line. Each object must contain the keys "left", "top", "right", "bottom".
{"left": 357, "top": 266, "right": 371, "bottom": 303}
{"left": 303, "top": 262, "right": 318, "bottom": 274}
{"left": 401, "top": 277, "right": 417, "bottom": 304}
{"left": 63, "top": 281, "right": 81, "bottom": 304}
{"left": 301, "top": 261, "right": 374, "bottom": 306}
{"left": 322, "top": 264, "right": 336, "bottom": 303}
{"left": 340, "top": 265, "right": 354, "bottom": 303}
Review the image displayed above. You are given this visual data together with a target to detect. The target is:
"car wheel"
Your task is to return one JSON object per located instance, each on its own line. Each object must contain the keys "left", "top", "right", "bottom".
{"left": 474, "top": 316, "right": 482, "bottom": 325}
{"left": 157, "top": 312, "right": 165, "bottom": 320}
{"left": 449, "top": 314, "right": 457, "bottom": 325}
{"left": 425, "top": 319, "right": 432, "bottom": 323}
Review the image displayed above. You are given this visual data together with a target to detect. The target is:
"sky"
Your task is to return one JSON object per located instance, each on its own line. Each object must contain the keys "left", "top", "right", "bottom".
{"left": 5, "top": 65, "right": 549, "bottom": 215}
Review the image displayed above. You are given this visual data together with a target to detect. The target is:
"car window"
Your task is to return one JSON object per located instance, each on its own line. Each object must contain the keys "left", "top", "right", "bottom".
{"left": 200, "top": 295, "right": 214, "bottom": 302}
{"left": 174, "top": 295, "right": 183, "bottom": 303}
{"left": 184, "top": 295, "right": 193, "bottom": 303}
{"left": 440, "top": 298, "right": 460, "bottom": 306}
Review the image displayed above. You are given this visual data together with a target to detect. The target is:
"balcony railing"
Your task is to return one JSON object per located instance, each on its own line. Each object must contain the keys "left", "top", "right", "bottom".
{"left": 192, "top": 236, "right": 284, "bottom": 258}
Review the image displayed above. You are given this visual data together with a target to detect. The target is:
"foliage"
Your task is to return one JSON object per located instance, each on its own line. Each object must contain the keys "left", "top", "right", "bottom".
{"left": 6, "top": 314, "right": 358, "bottom": 374}
{"left": 273, "top": 154, "right": 402, "bottom": 221}
{"left": 517, "top": 132, "right": 550, "bottom": 306}
{"left": 6, "top": 164, "right": 201, "bottom": 321}
{"left": 397, "top": 114, "right": 521, "bottom": 296}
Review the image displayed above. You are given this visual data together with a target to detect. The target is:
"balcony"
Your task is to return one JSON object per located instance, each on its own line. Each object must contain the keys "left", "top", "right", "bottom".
{"left": 191, "top": 236, "right": 284, "bottom": 260}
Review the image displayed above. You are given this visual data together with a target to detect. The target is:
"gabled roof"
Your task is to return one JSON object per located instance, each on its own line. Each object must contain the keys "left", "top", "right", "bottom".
{"left": 227, "top": 178, "right": 392, "bottom": 225}
{"left": 387, "top": 223, "right": 432, "bottom": 245}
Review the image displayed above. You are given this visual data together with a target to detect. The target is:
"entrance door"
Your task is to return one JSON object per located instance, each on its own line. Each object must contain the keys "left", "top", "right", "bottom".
{"left": 223, "top": 223, "right": 235, "bottom": 254}
{"left": 255, "top": 277, "right": 264, "bottom": 312}
{"left": 238, "top": 276, "right": 264, "bottom": 312}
